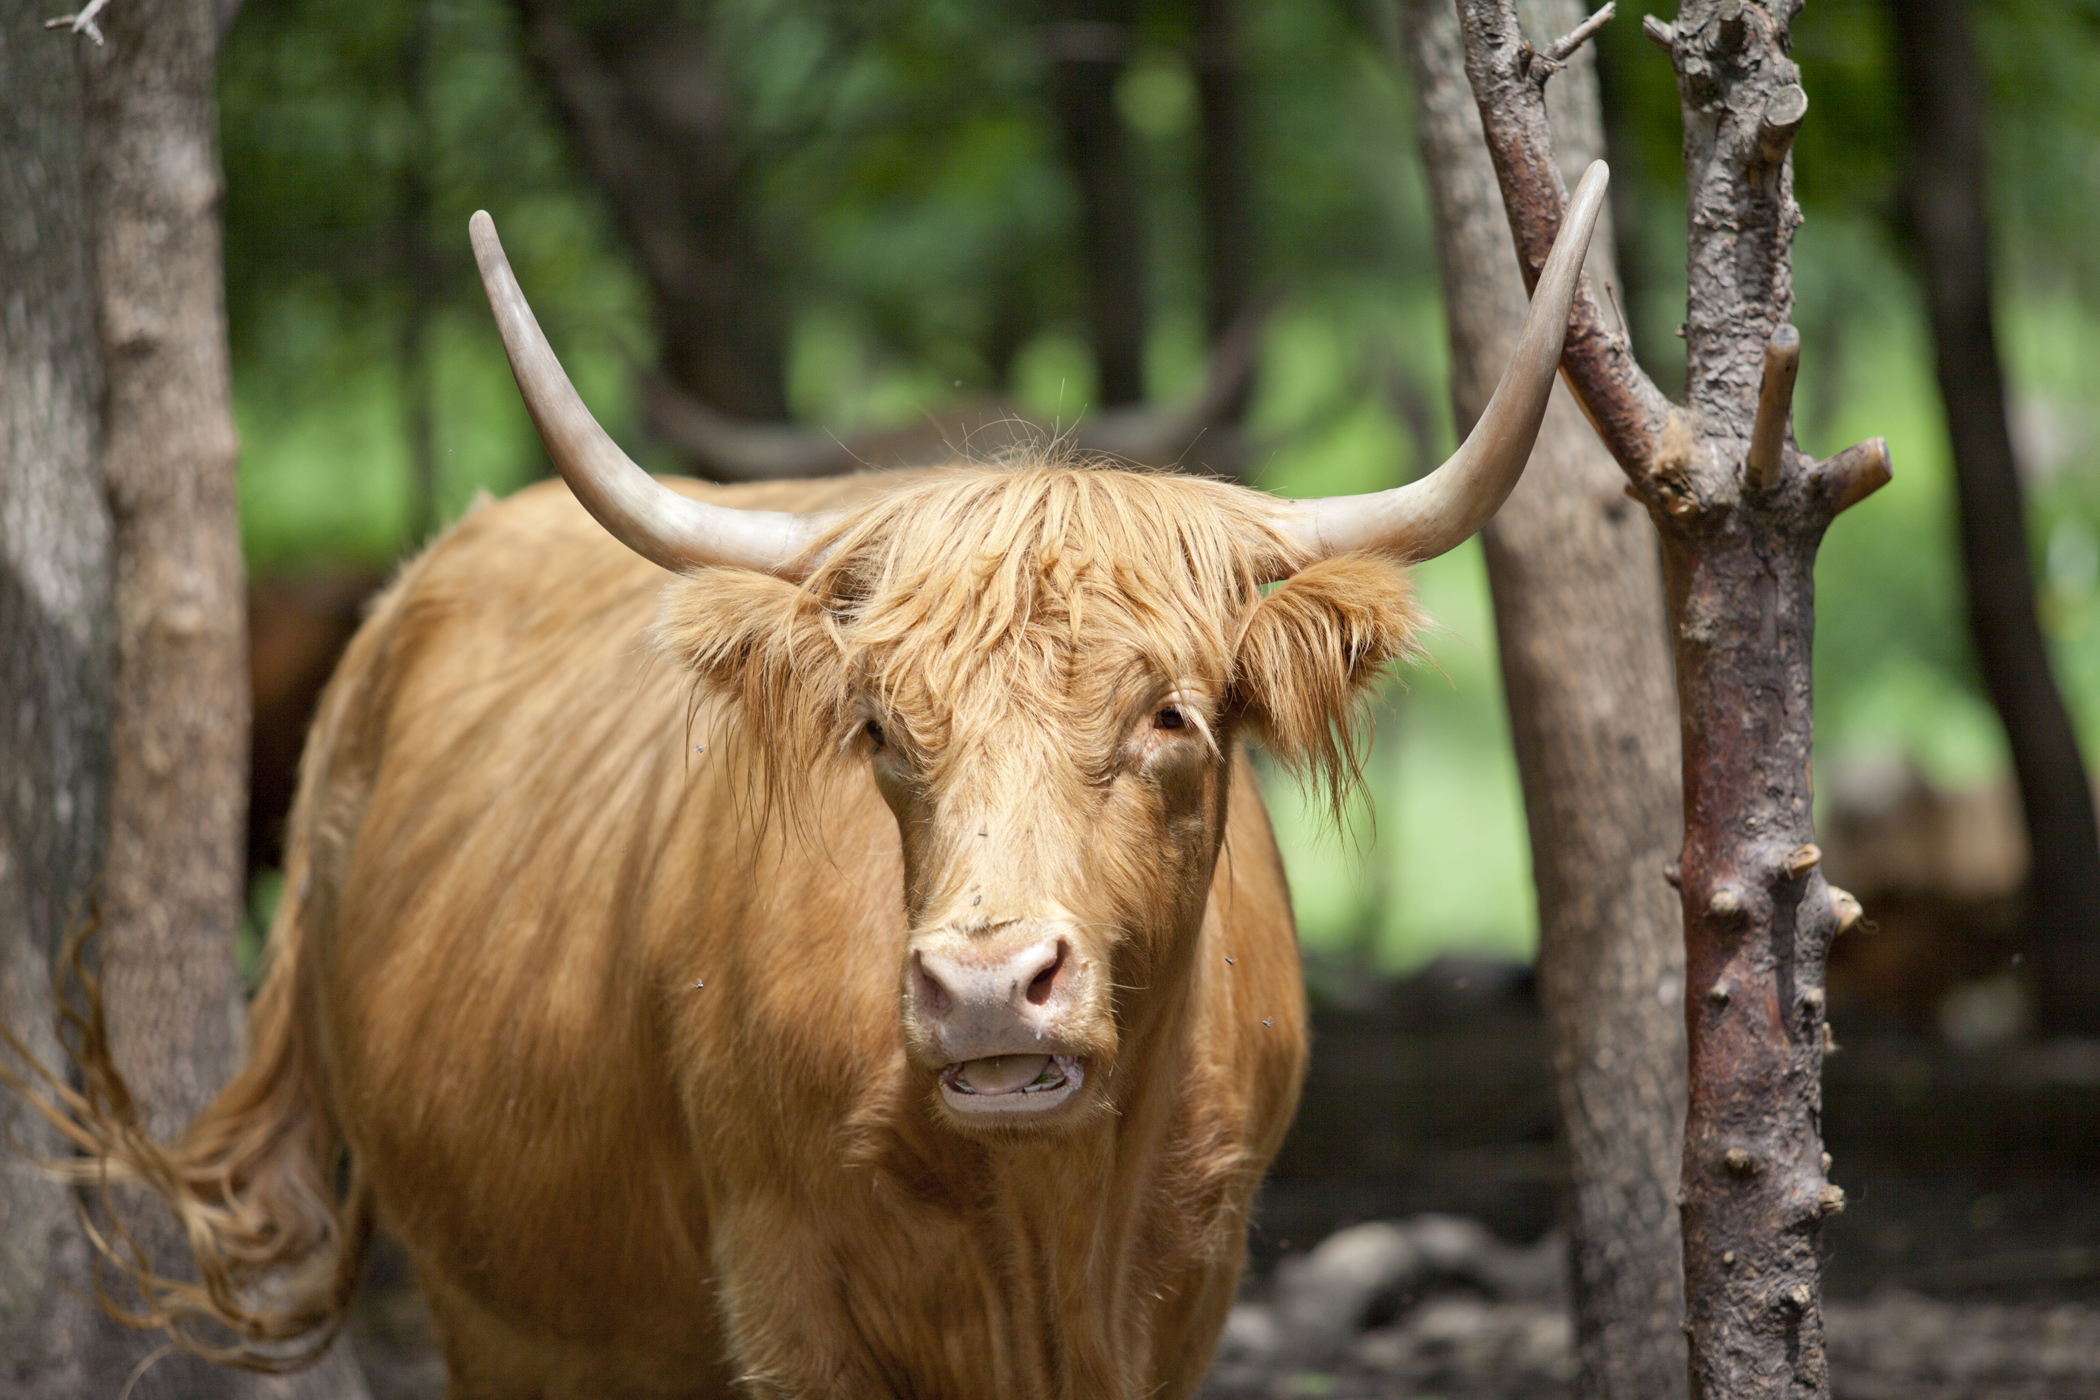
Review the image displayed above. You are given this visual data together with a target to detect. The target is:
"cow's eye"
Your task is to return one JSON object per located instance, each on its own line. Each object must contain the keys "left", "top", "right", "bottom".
{"left": 1154, "top": 706, "right": 1186, "bottom": 731}
{"left": 866, "top": 719, "right": 887, "bottom": 750}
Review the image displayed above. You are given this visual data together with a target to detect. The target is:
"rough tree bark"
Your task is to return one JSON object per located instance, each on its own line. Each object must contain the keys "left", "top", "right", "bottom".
{"left": 1889, "top": 0, "right": 2100, "bottom": 1034}
{"left": 0, "top": 6, "right": 111, "bottom": 1393}
{"left": 511, "top": 0, "right": 791, "bottom": 422}
{"left": 1400, "top": 3, "right": 1688, "bottom": 1396}
{"left": 1456, "top": 3, "right": 1892, "bottom": 1396}
{"left": 68, "top": 0, "right": 255, "bottom": 1392}
{"left": 66, "top": 2, "right": 369, "bottom": 1394}
{"left": 1045, "top": 0, "right": 1150, "bottom": 406}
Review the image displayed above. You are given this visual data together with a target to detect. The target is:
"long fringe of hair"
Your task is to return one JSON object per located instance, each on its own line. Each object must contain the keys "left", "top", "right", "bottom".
{"left": 653, "top": 459, "right": 1424, "bottom": 826}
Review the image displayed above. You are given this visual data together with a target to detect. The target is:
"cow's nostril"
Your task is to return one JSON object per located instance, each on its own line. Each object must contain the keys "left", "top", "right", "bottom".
{"left": 1026, "top": 940, "right": 1068, "bottom": 1007}
{"left": 912, "top": 951, "right": 952, "bottom": 1017}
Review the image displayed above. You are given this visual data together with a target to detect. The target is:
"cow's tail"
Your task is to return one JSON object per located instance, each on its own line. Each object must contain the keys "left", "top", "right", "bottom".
{"left": 0, "top": 862, "right": 372, "bottom": 1371}
{"left": 0, "top": 567, "right": 420, "bottom": 1367}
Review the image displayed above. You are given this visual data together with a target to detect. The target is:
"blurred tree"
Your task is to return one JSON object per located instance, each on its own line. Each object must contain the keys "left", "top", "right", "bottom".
{"left": 1193, "top": 0, "right": 1249, "bottom": 344}
{"left": 1891, "top": 0, "right": 2100, "bottom": 1032}
{"left": 399, "top": 0, "right": 442, "bottom": 541}
{"left": 1047, "top": 0, "right": 1149, "bottom": 406}
{"left": 1192, "top": 0, "right": 1256, "bottom": 422}
{"left": 215, "top": 0, "right": 649, "bottom": 561}
{"left": 1399, "top": 4, "right": 1687, "bottom": 1396}
{"left": 510, "top": 0, "right": 792, "bottom": 422}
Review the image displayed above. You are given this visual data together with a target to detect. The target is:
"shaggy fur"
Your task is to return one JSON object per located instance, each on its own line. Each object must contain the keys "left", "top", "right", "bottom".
{"left": 658, "top": 465, "right": 1421, "bottom": 822}
{"left": 11, "top": 459, "right": 1428, "bottom": 1398}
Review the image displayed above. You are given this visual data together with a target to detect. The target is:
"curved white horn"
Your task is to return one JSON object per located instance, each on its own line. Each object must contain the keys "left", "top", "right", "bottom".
{"left": 1278, "top": 160, "right": 1610, "bottom": 565}
{"left": 470, "top": 211, "right": 823, "bottom": 576}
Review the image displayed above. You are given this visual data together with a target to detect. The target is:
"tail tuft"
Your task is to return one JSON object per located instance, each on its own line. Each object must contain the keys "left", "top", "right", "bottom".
{"left": 0, "top": 896, "right": 370, "bottom": 1372}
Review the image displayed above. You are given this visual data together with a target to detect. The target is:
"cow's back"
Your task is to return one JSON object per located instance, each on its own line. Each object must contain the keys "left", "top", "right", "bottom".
{"left": 290, "top": 473, "right": 1307, "bottom": 1395}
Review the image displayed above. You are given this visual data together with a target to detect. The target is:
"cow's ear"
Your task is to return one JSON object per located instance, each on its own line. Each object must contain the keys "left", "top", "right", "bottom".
{"left": 654, "top": 569, "right": 854, "bottom": 767}
{"left": 1231, "top": 554, "right": 1422, "bottom": 818}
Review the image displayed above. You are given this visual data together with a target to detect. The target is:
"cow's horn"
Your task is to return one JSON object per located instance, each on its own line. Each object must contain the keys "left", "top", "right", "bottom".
{"left": 470, "top": 212, "right": 825, "bottom": 577}
{"left": 1278, "top": 160, "right": 1610, "bottom": 565}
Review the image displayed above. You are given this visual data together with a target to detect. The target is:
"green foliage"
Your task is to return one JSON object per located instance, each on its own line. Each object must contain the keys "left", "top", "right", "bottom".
{"left": 219, "top": 0, "right": 2100, "bottom": 970}
{"left": 219, "top": 0, "right": 648, "bottom": 568}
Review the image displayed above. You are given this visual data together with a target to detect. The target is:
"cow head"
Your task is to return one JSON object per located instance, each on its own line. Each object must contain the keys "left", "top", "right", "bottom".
{"left": 650, "top": 469, "right": 1424, "bottom": 1132}
{"left": 469, "top": 164, "right": 1607, "bottom": 1135}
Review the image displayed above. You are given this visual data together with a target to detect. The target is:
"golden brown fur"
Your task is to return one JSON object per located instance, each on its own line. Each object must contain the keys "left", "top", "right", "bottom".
{"left": 19, "top": 461, "right": 1426, "bottom": 1397}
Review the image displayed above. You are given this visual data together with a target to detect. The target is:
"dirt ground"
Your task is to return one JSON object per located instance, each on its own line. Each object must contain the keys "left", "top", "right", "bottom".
{"left": 343, "top": 957, "right": 2100, "bottom": 1397}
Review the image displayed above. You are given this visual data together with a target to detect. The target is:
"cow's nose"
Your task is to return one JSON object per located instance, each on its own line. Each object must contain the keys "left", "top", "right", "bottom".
{"left": 909, "top": 933, "right": 1076, "bottom": 1052}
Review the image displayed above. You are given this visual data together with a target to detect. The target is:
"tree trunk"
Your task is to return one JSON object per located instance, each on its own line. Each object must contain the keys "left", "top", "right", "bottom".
{"left": 1400, "top": 4, "right": 1688, "bottom": 1396}
{"left": 1889, "top": 0, "right": 2100, "bottom": 1034}
{"left": 0, "top": 7, "right": 112, "bottom": 1393}
{"left": 1192, "top": 0, "right": 1256, "bottom": 425}
{"left": 1045, "top": 0, "right": 1149, "bottom": 407}
{"left": 511, "top": 0, "right": 791, "bottom": 422}
{"left": 75, "top": 2, "right": 368, "bottom": 1393}
{"left": 1194, "top": 0, "right": 1250, "bottom": 345}
{"left": 398, "top": 0, "right": 441, "bottom": 545}
{"left": 1457, "top": 2, "right": 1896, "bottom": 1394}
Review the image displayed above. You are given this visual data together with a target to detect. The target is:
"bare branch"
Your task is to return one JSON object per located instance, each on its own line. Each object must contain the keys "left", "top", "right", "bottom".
{"left": 1812, "top": 435, "right": 1894, "bottom": 516}
{"left": 43, "top": 0, "right": 111, "bottom": 45}
{"left": 1456, "top": 0, "right": 1675, "bottom": 486}
{"left": 1828, "top": 886, "right": 1864, "bottom": 936}
{"left": 1746, "top": 323, "right": 1800, "bottom": 492}
{"left": 1641, "top": 13, "right": 1675, "bottom": 50}
{"left": 649, "top": 300, "right": 1272, "bottom": 483}
{"left": 643, "top": 380, "right": 863, "bottom": 482}
{"left": 1544, "top": 3, "right": 1615, "bottom": 65}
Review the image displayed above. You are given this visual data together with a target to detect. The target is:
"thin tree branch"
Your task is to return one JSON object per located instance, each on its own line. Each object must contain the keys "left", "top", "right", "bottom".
{"left": 1456, "top": 0, "right": 1676, "bottom": 488}
{"left": 44, "top": 0, "right": 112, "bottom": 45}
{"left": 646, "top": 298, "right": 1273, "bottom": 482}
{"left": 1542, "top": 3, "right": 1615, "bottom": 67}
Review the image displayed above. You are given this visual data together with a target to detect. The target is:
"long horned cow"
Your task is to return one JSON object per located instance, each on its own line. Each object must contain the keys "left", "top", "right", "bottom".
{"left": 19, "top": 165, "right": 1606, "bottom": 1396}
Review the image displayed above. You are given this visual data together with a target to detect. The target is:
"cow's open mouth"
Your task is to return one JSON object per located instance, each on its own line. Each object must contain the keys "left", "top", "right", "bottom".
{"left": 939, "top": 1054, "right": 1083, "bottom": 1115}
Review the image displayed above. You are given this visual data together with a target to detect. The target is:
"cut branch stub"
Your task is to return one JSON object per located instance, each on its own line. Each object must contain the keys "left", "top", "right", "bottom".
{"left": 1812, "top": 436, "right": 1894, "bottom": 516}
{"left": 1755, "top": 84, "right": 1810, "bottom": 169}
{"left": 1746, "top": 324, "right": 1800, "bottom": 493}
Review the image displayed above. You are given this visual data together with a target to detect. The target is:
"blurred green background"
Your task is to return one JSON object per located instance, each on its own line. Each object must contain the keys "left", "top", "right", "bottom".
{"left": 222, "top": 0, "right": 2100, "bottom": 971}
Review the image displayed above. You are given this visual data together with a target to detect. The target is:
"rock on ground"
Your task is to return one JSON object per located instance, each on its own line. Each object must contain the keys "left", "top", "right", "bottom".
{"left": 1198, "top": 1216, "right": 2100, "bottom": 1400}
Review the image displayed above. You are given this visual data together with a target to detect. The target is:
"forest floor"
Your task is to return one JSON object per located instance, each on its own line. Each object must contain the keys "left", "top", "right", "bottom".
{"left": 1199, "top": 956, "right": 2100, "bottom": 1399}
{"left": 345, "top": 956, "right": 2100, "bottom": 1399}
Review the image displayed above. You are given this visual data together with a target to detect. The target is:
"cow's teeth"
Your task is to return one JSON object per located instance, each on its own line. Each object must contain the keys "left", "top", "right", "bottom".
{"left": 954, "top": 1053, "right": 1053, "bottom": 1095}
